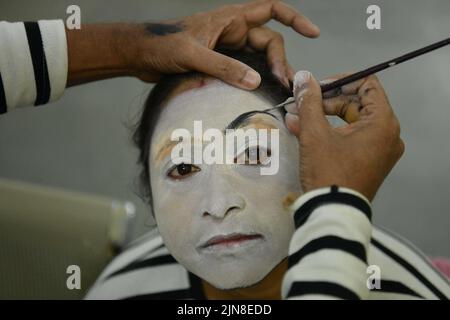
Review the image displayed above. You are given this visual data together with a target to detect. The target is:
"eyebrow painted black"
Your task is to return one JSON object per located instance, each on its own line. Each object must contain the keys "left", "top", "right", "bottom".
{"left": 225, "top": 110, "right": 280, "bottom": 131}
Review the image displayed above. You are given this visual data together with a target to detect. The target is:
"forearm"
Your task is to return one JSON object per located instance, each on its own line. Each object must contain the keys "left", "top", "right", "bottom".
{"left": 66, "top": 23, "right": 139, "bottom": 86}
{"left": 0, "top": 20, "right": 143, "bottom": 112}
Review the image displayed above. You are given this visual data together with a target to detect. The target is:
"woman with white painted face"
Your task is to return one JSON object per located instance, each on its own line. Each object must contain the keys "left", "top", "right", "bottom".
{"left": 86, "top": 50, "right": 450, "bottom": 299}
{"left": 136, "top": 50, "right": 300, "bottom": 293}
{"left": 1, "top": 0, "right": 448, "bottom": 299}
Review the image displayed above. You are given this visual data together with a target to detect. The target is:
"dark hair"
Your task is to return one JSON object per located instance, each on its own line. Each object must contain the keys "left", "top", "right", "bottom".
{"left": 133, "top": 49, "right": 291, "bottom": 209}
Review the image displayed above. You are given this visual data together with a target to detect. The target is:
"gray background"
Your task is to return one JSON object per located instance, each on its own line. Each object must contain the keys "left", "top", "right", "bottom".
{"left": 0, "top": 0, "right": 449, "bottom": 256}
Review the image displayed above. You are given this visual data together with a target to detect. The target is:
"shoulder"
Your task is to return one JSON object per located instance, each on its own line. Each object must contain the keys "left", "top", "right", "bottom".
{"left": 368, "top": 226, "right": 450, "bottom": 299}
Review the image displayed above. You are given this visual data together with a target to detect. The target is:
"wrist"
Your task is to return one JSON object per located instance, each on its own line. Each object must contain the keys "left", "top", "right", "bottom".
{"left": 66, "top": 23, "right": 138, "bottom": 85}
{"left": 112, "top": 23, "right": 142, "bottom": 75}
{"left": 303, "top": 180, "right": 377, "bottom": 202}
{"left": 289, "top": 185, "right": 373, "bottom": 229}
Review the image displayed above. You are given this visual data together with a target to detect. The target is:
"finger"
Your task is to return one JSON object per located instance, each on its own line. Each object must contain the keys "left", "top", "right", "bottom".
{"left": 294, "top": 70, "right": 330, "bottom": 133}
{"left": 358, "top": 75, "right": 390, "bottom": 112}
{"left": 188, "top": 45, "right": 261, "bottom": 89}
{"left": 287, "top": 63, "right": 295, "bottom": 81}
{"left": 247, "top": 27, "right": 289, "bottom": 86}
{"left": 319, "top": 73, "right": 365, "bottom": 96}
{"left": 319, "top": 73, "right": 392, "bottom": 121}
{"left": 320, "top": 73, "right": 390, "bottom": 112}
{"left": 322, "top": 95, "right": 362, "bottom": 123}
{"left": 284, "top": 100, "right": 298, "bottom": 114}
{"left": 285, "top": 113, "right": 300, "bottom": 136}
{"left": 242, "top": 0, "right": 320, "bottom": 38}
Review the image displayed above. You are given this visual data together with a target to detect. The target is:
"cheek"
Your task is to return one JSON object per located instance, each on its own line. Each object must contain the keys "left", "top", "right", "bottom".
{"left": 277, "top": 134, "right": 301, "bottom": 191}
{"left": 152, "top": 184, "right": 204, "bottom": 250}
{"left": 235, "top": 137, "right": 299, "bottom": 234}
{"left": 234, "top": 138, "right": 300, "bottom": 205}
{"left": 154, "top": 199, "right": 187, "bottom": 244}
{"left": 241, "top": 180, "right": 295, "bottom": 258}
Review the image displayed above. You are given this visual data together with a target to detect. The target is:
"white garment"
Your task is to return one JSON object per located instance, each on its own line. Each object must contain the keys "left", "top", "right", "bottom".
{"left": 0, "top": 20, "right": 67, "bottom": 112}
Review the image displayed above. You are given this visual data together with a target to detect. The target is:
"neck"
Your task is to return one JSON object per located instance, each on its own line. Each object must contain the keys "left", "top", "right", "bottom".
{"left": 202, "top": 258, "right": 287, "bottom": 300}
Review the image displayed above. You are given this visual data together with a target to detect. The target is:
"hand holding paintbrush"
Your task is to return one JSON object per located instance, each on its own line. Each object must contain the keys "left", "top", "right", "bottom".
{"left": 287, "top": 70, "right": 405, "bottom": 200}
{"left": 276, "top": 38, "right": 450, "bottom": 110}
{"left": 280, "top": 38, "right": 449, "bottom": 199}
{"left": 228, "top": 38, "right": 449, "bottom": 128}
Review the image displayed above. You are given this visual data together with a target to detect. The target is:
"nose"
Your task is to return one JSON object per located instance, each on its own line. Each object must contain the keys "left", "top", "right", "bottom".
{"left": 201, "top": 172, "right": 246, "bottom": 220}
{"left": 203, "top": 196, "right": 245, "bottom": 219}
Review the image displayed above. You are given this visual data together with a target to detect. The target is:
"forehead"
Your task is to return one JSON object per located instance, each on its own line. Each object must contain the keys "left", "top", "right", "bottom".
{"left": 150, "top": 80, "right": 275, "bottom": 153}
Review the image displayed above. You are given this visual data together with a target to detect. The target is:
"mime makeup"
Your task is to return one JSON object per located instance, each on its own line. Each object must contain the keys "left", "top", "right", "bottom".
{"left": 149, "top": 81, "right": 301, "bottom": 289}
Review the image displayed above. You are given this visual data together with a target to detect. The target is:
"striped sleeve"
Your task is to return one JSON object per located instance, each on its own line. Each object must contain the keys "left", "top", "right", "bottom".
{"left": 282, "top": 185, "right": 373, "bottom": 300}
{"left": 0, "top": 20, "right": 67, "bottom": 113}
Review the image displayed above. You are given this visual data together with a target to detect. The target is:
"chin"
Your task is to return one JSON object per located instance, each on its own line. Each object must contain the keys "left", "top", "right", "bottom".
{"left": 203, "top": 269, "right": 268, "bottom": 290}
{"left": 190, "top": 254, "right": 282, "bottom": 290}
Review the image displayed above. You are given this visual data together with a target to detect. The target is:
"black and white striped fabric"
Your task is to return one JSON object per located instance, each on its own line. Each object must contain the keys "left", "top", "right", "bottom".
{"left": 0, "top": 20, "right": 67, "bottom": 113}
{"left": 86, "top": 187, "right": 450, "bottom": 300}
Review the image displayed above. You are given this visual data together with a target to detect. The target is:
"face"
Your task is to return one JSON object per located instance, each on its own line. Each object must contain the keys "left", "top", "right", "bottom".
{"left": 149, "top": 80, "right": 301, "bottom": 289}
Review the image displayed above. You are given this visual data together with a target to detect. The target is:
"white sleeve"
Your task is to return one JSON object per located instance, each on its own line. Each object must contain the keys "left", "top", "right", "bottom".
{"left": 0, "top": 20, "right": 67, "bottom": 113}
{"left": 282, "top": 186, "right": 373, "bottom": 300}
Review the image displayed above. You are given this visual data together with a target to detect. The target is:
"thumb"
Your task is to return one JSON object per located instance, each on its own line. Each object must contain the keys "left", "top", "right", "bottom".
{"left": 189, "top": 45, "right": 261, "bottom": 90}
{"left": 293, "top": 70, "right": 330, "bottom": 133}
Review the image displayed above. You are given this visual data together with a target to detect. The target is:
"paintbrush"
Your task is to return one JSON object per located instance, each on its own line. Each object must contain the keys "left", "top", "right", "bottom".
{"left": 265, "top": 37, "right": 450, "bottom": 112}
{"left": 226, "top": 38, "right": 450, "bottom": 129}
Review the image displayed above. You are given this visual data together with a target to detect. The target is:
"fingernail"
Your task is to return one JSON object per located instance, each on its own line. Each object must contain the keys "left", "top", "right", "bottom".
{"left": 288, "top": 68, "right": 296, "bottom": 81}
{"left": 280, "top": 65, "right": 292, "bottom": 88}
{"left": 312, "top": 24, "right": 320, "bottom": 35}
{"left": 271, "top": 66, "right": 287, "bottom": 87}
{"left": 285, "top": 113, "right": 300, "bottom": 135}
{"left": 293, "top": 70, "right": 311, "bottom": 99}
{"left": 284, "top": 101, "right": 298, "bottom": 114}
{"left": 242, "top": 69, "right": 261, "bottom": 88}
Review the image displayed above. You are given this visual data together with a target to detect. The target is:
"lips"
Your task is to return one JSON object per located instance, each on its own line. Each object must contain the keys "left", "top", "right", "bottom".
{"left": 200, "top": 233, "right": 263, "bottom": 249}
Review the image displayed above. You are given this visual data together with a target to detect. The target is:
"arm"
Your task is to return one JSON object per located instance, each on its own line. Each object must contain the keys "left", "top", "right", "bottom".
{"left": 67, "top": 0, "right": 320, "bottom": 88}
{"left": 283, "top": 186, "right": 372, "bottom": 299}
{"left": 282, "top": 71, "right": 404, "bottom": 299}
{"left": 65, "top": 23, "right": 136, "bottom": 86}
{"left": 1, "top": 0, "right": 320, "bottom": 112}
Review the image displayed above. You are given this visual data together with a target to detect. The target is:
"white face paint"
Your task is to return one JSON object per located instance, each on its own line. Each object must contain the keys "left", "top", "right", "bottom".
{"left": 149, "top": 81, "right": 301, "bottom": 289}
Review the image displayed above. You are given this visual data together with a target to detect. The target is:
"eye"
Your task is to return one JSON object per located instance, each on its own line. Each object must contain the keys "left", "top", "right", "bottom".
{"left": 167, "top": 163, "right": 201, "bottom": 180}
{"left": 234, "top": 146, "right": 272, "bottom": 165}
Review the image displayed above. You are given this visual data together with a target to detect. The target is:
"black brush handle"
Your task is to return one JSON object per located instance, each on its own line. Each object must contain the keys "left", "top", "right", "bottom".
{"left": 320, "top": 38, "right": 450, "bottom": 94}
